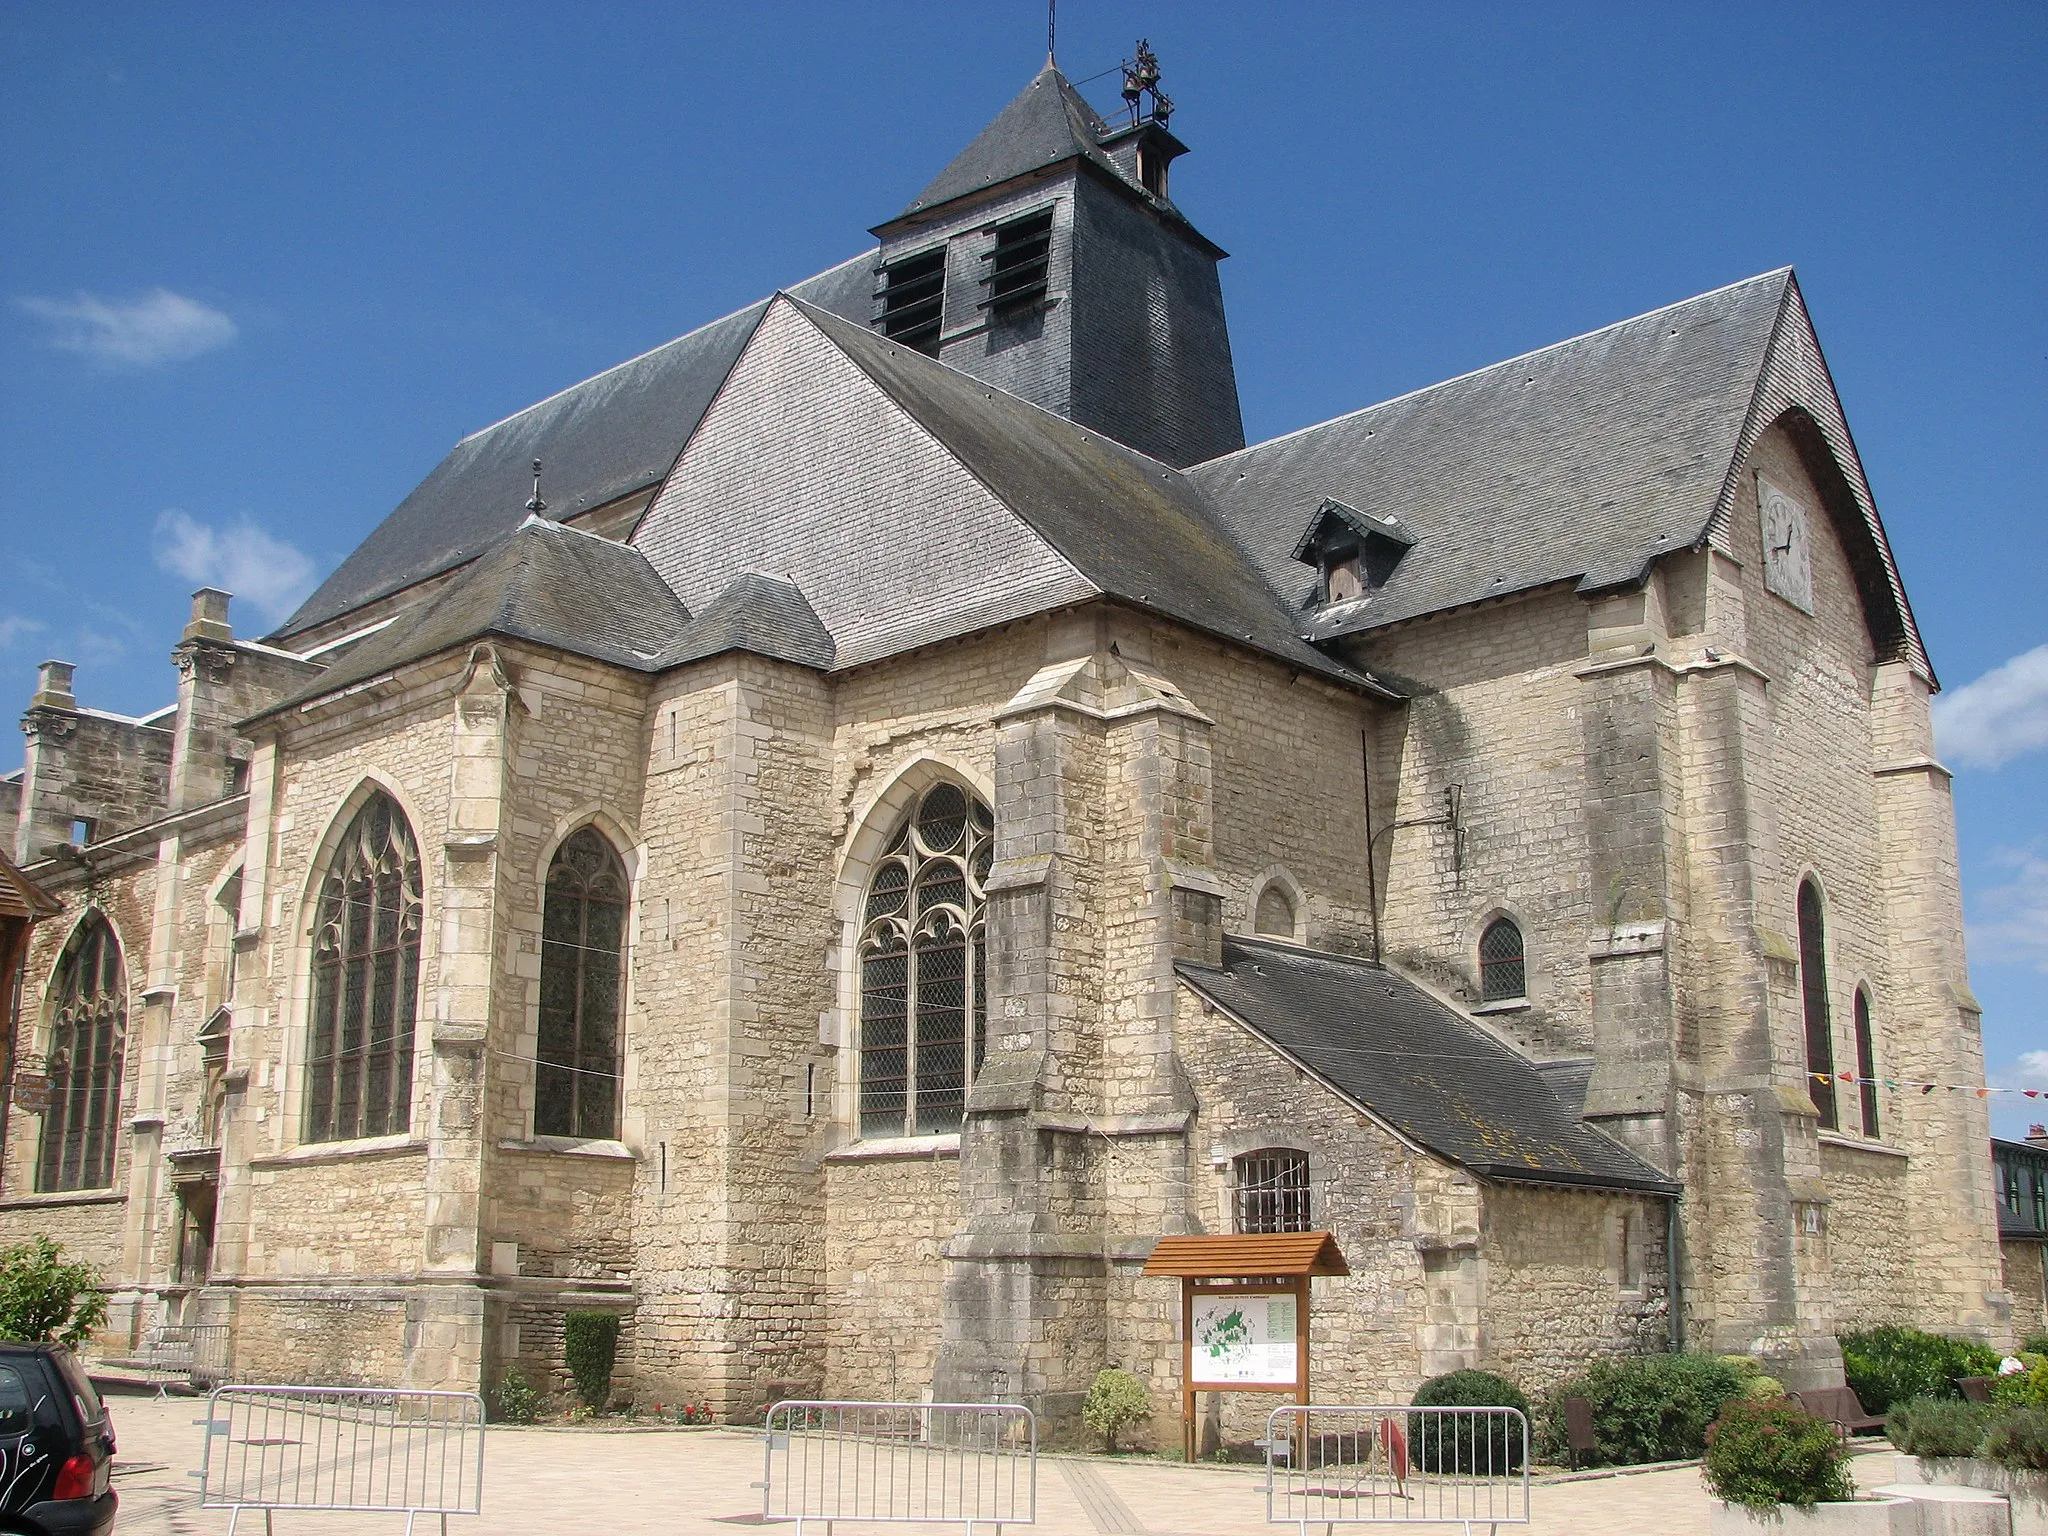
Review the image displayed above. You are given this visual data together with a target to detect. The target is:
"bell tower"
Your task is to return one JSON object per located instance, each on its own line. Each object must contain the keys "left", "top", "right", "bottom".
{"left": 869, "top": 46, "right": 1245, "bottom": 468}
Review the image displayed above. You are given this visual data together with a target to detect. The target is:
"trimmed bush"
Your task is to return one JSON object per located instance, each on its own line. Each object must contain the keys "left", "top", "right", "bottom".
{"left": 1081, "top": 1368, "right": 1151, "bottom": 1454}
{"left": 2024, "top": 1332, "right": 2048, "bottom": 1357}
{"left": 1992, "top": 1353, "right": 2048, "bottom": 1410}
{"left": 491, "top": 1366, "right": 540, "bottom": 1425}
{"left": 1838, "top": 1326, "right": 2001, "bottom": 1414}
{"left": 1410, "top": 1370, "right": 1529, "bottom": 1472}
{"left": 1743, "top": 1374, "right": 1787, "bottom": 1400}
{"left": 1983, "top": 1406, "right": 2048, "bottom": 1473}
{"left": 563, "top": 1311, "right": 620, "bottom": 1411}
{"left": 1702, "top": 1398, "right": 1855, "bottom": 1512}
{"left": 1885, "top": 1396, "right": 1997, "bottom": 1459}
{"left": 0, "top": 1236, "right": 107, "bottom": 1349}
{"left": 1538, "top": 1352, "right": 1744, "bottom": 1467}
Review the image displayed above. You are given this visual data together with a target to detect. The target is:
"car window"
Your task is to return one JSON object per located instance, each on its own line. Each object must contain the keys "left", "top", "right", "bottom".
{"left": 47, "top": 1350, "right": 103, "bottom": 1424}
{"left": 0, "top": 1366, "right": 31, "bottom": 1436}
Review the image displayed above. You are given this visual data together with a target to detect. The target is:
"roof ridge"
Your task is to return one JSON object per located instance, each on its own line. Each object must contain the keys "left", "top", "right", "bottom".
{"left": 1202, "top": 267, "right": 1797, "bottom": 467}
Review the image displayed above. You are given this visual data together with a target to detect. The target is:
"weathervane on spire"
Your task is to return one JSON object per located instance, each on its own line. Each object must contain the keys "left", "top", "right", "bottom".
{"left": 526, "top": 459, "right": 547, "bottom": 515}
{"left": 1121, "top": 39, "right": 1172, "bottom": 127}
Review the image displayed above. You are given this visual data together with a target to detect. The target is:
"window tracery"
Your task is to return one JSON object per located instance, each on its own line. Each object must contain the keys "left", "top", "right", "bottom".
{"left": 858, "top": 782, "right": 992, "bottom": 1138}
{"left": 37, "top": 914, "right": 126, "bottom": 1192}
{"left": 537, "top": 827, "right": 628, "bottom": 1139}
{"left": 305, "top": 792, "right": 423, "bottom": 1144}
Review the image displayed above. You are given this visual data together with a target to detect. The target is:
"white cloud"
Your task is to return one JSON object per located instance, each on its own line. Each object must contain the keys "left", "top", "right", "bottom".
{"left": 1932, "top": 643, "right": 2048, "bottom": 770}
{"left": 0, "top": 616, "right": 43, "bottom": 649}
{"left": 153, "top": 510, "right": 316, "bottom": 624}
{"left": 1967, "top": 845, "right": 2048, "bottom": 974}
{"left": 16, "top": 287, "right": 236, "bottom": 368}
{"left": 1994, "top": 1051, "right": 2048, "bottom": 1093}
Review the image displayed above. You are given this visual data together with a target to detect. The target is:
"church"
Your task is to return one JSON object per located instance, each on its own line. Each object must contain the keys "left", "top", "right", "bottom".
{"left": 0, "top": 51, "right": 2013, "bottom": 1431}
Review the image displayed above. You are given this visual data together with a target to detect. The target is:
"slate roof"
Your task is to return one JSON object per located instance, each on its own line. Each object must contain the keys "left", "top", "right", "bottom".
{"left": 275, "top": 253, "right": 877, "bottom": 641}
{"left": 1191, "top": 270, "right": 1798, "bottom": 638}
{"left": 789, "top": 299, "right": 1398, "bottom": 697}
{"left": 893, "top": 64, "right": 1129, "bottom": 222}
{"left": 261, "top": 517, "right": 689, "bottom": 715}
{"left": 658, "top": 572, "right": 836, "bottom": 671}
{"left": 1178, "top": 937, "right": 1677, "bottom": 1194}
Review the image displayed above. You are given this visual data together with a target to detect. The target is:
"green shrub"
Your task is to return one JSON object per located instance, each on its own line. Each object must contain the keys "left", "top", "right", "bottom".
{"left": 2023, "top": 1333, "right": 2048, "bottom": 1358}
{"left": 1982, "top": 1407, "right": 2048, "bottom": 1473}
{"left": 491, "top": 1366, "right": 540, "bottom": 1424}
{"left": 1885, "top": 1396, "right": 1997, "bottom": 1459}
{"left": 1992, "top": 1354, "right": 2048, "bottom": 1409}
{"left": 1410, "top": 1370, "right": 1529, "bottom": 1472}
{"left": 1538, "top": 1352, "right": 1744, "bottom": 1467}
{"left": 563, "top": 1311, "right": 620, "bottom": 1411}
{"left": 0, "top": 1236, "right": 107, "bottom": 1348}
{"left": 1838, "top": 1326, "right": 2001, "bottom": 1414}
{"left": 1743, "top": 1375, "right": 1787, "bottom": 1400}
{"left": 1080, "top": 1368, "right": 1151, "bottom": 1454}
{"left": 1702, "top": 1398, "right": 1855, "bottom": 1512}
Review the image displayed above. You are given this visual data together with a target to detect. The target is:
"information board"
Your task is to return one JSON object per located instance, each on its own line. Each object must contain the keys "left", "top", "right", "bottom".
{"left": 1188, "top": 1292, "right": 1299, "bottom": 1387}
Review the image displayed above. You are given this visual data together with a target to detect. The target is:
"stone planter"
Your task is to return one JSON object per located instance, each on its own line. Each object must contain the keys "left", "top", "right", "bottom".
{"left": 1709, "top": 1497, "right": 1919, "bottom": 1534}
{"left": 1914, "top": 1458, "right": 2048, "bottom": 1536}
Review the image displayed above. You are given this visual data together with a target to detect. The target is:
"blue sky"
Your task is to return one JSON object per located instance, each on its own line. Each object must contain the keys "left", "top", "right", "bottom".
{"left": 2, "top": 3, "right": 2042, "bottom": 1130}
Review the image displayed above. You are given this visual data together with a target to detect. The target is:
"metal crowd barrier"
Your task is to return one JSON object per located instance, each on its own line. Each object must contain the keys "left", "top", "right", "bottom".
{"left": 763, "top": 1399, "right": 1036, "bottom": 1534}
{"left": 119, "top": 1322, "right": 231, "bottom": 1395}
{"left": 1265, "top": 1404, "right": 1530, "bottom": 1534}
{"left": 196, "top": 1385, "right": 485, "bottom": 1534}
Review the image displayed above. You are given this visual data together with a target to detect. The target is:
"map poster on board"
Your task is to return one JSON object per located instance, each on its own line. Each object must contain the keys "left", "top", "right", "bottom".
{"left": 1189, "top": 1292, "right": 1299, "bottom": 1387}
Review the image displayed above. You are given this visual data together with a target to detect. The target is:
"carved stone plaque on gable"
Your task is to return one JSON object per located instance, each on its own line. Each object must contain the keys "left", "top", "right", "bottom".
{"left": 1756, "top": 472, "right": 1814, "bottom": 613}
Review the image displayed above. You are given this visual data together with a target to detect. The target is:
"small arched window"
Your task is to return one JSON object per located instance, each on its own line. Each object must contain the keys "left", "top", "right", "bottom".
{"left": 537, "top": 827, "right": 628, "bottom": 1139}
{"left": 1254, "top": 884, "right": 1297, "bottom": 939}
{"left": 859, "top": 782, "right": 992, "bottom": 1138}
{"left": 1797, "top": 880, "right": 1837, "bottom": 1130}
{"left": 1233, "top": 1148, "right": 1312, "bottom": 1233}
{"left": 1852, "top": 989, "right": 1879, "bottom": 1140}
{"left": 1479, "top": 917, "right": 1526, "bottom": 1003}
{"left": 37, "top": 913, "right": 127, "bottom": 1191}
{"left": 305, "top": 792, "right": 424, "bottom": 1144}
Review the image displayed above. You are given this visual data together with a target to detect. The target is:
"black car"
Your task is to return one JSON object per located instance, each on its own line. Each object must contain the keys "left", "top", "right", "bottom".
{"left": 0, "top": 1343, "right": 115, "bottom": 1535}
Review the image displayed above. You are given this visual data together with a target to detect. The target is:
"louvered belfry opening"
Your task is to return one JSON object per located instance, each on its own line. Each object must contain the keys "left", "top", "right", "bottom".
{"left": 982, "top": 208, "right": 1053, "bottom": 316}
{"left": 858, "top": 782, "right": 993, "bottom": 1138}
{"left": 877, "top": 248, "right": 946, "bottom": 355}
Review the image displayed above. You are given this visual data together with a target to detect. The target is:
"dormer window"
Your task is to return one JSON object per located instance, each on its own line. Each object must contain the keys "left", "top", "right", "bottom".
{"left": 878, "top": 248, "right": 946, "bottom": 356}
{"left": 1136, "top": 143, "right": 1167, "bottom": 198}
{"left": 982, "top": 208, "right": 1054, "bottom": 317}
{"left": 1290, "top": 499, "right": 1414, "bottom": 607}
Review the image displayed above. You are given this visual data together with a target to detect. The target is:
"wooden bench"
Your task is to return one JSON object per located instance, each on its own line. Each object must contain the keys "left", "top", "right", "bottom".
{"left": 1958, "top": 1376, "right": 1994, "bottom": 1404}
{"left": 1790, "top": 1386, "right": 1886, "bottom": 1439}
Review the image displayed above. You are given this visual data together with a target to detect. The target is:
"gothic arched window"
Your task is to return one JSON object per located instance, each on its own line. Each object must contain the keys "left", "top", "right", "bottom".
{"left": 858, "top": 782, "right": 992, "bottom": 1138}
{"left": 1233, "top": 1148, "right": 1312, "bottom": 1234}
{"left": 1853, "top": 988, "right": 1879, "bottom": 1141}
{"left": 37, "top": 914, "right": 127, "bottom": 1192}
{"left": 1479, "top": 917, "right": 1526, "bottom": 1003}
{"left": 1254, "top": 884, "right": 1297, "bottom": 939}
{"left": 537, "top": 827, "right": 628, "bottom": 1139}
{"left": 1798, "top": 879, "right": 1838, "bottom": 1130}
{"left": 305, "top": 792, "right": 423, "bottom": 1144}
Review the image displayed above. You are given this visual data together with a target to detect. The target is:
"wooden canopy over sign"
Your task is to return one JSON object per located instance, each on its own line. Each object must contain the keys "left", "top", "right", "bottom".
{"left": 1144, "top": 1230, "right": 1350, "bottom": 1460}
{"left": 1141, "top": 1230, "right": 1350, "bottom": 1279}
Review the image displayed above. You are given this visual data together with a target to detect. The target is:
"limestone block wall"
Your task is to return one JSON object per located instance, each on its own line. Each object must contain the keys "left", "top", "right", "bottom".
{"left": 1480, "top": 1184, "right": 1668, "bottom": 1388}
{"left": 2003, "top": 1242, "right": 2045, "bottom": 1339}
{"left": 1816, "top": 1141, "right": 1913, "bottom": 1327}
{"left": 823, "top": 1152, "right": 961, "bottom": 1400}
{"left": 233, "top": 1290, "right": 409, "bottom": 1387}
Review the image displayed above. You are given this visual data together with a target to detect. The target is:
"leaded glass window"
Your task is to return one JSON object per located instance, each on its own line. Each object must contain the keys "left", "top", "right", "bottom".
{"left": 537, "top": 827, "right": 628, "bottom": 1139}
{"left": 305, "top": 792, "right": 423, "bottom": 1144}
{"left": 1234, "top": 1149, "right": 1312, "bottom": 1234}
{"left": 1479, "top": 917, "right": 1525, "bottom": 1003}
{"left": 1853, "top": 989, "right": 1879, "bottom": 1141}
{"left": 1797, "top": 880, "right": 1838, "bottom": 1130}
{"left": 858, "top": 783, "right": 992, "bottom": 1137}
{"left": 37, "top": 914, "right": 126, "bottom": 1191}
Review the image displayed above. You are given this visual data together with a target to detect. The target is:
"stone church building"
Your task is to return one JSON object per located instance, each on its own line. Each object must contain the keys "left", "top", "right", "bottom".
{"left": 0, "top": 57, "right": 2013, "bottom": 1427}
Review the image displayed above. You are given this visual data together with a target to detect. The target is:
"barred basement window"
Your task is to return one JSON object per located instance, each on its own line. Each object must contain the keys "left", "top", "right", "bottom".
{"left": 537, "top": 827, "right": 628, "bottom": 1139}
{"left": 305, "top": 792, "right": 423, "bottom": 1143}
{"left": 878, "top": 248, "right": 946, "bottom": 356}
{"left": 1853, "top": 989, "right": 1879, "bottom": 1140}
{"left": 981, "top": 209, "right": 1053, "bottom": 316}
{"left": 1797, "top": 880, "right": 1838, "bottom": 1130}
{"left": 1479, "top": 917, "right": 1525, "bottom": 1003}
{"left": 36, "top": 914, "right": 126, "bottom": 1192}
{"left": 1234, "top": 1149, "right": 1312, "bottom": 1234}
{"left": 858, "top": 782, "right": 992, "bottom": 1138}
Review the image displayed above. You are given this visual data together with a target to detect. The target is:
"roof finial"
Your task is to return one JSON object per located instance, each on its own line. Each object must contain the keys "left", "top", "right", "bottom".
{"left": 526, "top": 458, "right": 547, "bottom": 515}
{"left": 1047, "top": 0, "right": 1056, "bottom": 66}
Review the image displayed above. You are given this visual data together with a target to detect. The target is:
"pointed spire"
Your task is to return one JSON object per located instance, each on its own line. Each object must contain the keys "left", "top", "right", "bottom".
{"left": 885, "top": 64, "right": 1118, "bottom": 225}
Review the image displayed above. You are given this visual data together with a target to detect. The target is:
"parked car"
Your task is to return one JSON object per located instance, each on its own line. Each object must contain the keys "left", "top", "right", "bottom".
{"left": 0, "top": 1343, "right": 116, "bottom": 1535}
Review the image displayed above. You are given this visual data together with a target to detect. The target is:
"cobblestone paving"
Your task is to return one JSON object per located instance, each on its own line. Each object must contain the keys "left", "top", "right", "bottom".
{"left": 99, "top": 1393, "right": 1900, "bottom": 1535}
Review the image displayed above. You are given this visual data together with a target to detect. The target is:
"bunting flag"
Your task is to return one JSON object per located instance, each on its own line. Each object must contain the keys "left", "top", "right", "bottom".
{"left": 1811, "top": 1072, "right": 2041, "bottom": 1098}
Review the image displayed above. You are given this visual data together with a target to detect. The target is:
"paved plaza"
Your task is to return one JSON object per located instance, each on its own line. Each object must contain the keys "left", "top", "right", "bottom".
{"left": 95, "top": 1390, "right": 1907, "bottom": 1536}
